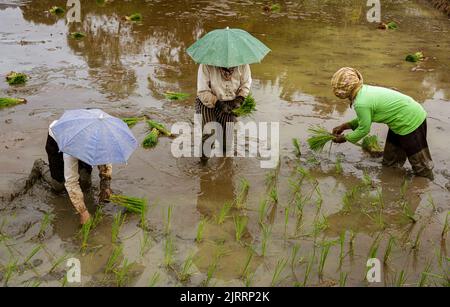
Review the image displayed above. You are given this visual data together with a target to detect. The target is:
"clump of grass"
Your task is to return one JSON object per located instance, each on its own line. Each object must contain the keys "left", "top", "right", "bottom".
{"left": 195, "top": 217, "right": 207, "bottom": 243}
{"left": 111, "top": 212, "right": 126, "bottom": 244}
{"left": 292, "top": 138, "right": 301, "bottom": 157}
{"left": 164, "top": 92, "right": 190, "bottom": 101}
{"left": 142, "top": 128, "right": 159, "bottom": 149}
{"left": 235, "top": 178, "right": 250, "bottom": 209}
{"left": 307, "top": 125, "right": 334, "bottom": 152}
{"left": 69, "top": 32, "right": 86, "bottom": 40}
{"left": 163, "top": 236, "right": 174, "bottom": 267}
{"left": 232, "top": 93, "right": 256, "bottom": 117}
{"left": 109, "top": 194, "right": 147, "bottom": 215}
{"left": 105, "top": 244, "right": 123, "bottom": 274}
{"left": 179, "top": 252, "right": 195, "bottom": 283}
{"left": 0, "top": 97, "right": 27, "bottom": 109}
{"left": 125, "top": 13, "right": 142, "bottom": 22}
{"left": 6, "top": 72, "right": 28, "bottom": 85}
{"left": 38, "top": 213, "right": 54, "bottom": 239}
{"left": 216, "top": 202, "right": 232, "bottom": 225}
{"left": 49, "top": 6, "right": 65, "bottom": 15}
{"left": 361, "top": 135, "right": 383, "bottom": 157}
{"left": 148, "top": 272, "right": 160, "bottom": 287}
{"left": 233, "top": 216, "right": 247, "bottom": 243}
{"left": 122, "top": 117, "right": 142, "bottom": 128}
{"left": 260, "top": 223, "right": 271, "bottom": 257}
{"left": 271, "top": 258, "right": 287, "bottom": 286}
{"left": 405, "top": 51, "right": 424, "bottom": 63}
{"left": 80, "top": 218, "right": 94, "bottom": 250}
{"left": 147, "top": 120, "right": 172, "bottom": 137}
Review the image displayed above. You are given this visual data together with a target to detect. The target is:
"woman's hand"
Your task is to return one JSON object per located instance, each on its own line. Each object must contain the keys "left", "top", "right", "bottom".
{"left": 333, "top": 134, "right": 347, "bottom": 144}
{"left": 216, "top": 101, "right": 233, "bottom": 114}
{"left": 333, "top": 123, "right": 351, "bottom": 136}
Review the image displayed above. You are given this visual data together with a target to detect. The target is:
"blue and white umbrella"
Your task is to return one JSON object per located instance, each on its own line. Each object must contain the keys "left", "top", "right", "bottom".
{"left": 50, "top": 109, "right": 138, "bottom": 166}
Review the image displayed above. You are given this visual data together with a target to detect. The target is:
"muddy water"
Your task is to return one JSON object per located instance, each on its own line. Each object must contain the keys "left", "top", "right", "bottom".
{"left": 0, "top": 0, "right": 449, "bottom": 287}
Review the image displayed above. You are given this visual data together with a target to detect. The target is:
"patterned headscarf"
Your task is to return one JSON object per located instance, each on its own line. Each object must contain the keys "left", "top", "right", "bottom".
{"left": 331, "top": 67, "right": 363, "bottom": 101}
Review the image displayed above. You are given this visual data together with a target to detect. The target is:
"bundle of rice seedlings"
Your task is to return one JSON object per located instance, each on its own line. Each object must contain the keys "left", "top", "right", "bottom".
{"left": 270, "top": 3, "right": 281, "bottom": 13}
{"left": 232, "top": 94, "right": 256, "bottom": 117}
{"left": 361, "top": 135, "right": 383, "bottom": 157}
{"left": 164, "top": 92, "right": 190, "bottom": 101}
{"left": 0, "top": 98, "right": 27, "bottom": 110}
{"left": 70, "top": 32, "right": 86, "bottom": 40}
{"left": 122, "top": 117, "right": 141, "bottom": 128}
{"left": 142, "top": 128, "right": 160, "bottom": 149}
{"left": 6, "top": 72, "right": 28, "bottom": 85}
{"left": 405, "top": 52, "right": 424, "bottom": 63}
{"left": 378, "top": 21, "right": 398, "bottom": 30}
{"left": 109, "top": 194, "right": 147, "bottom": 215}
{"left": 49, "top": 6, "right": 65, "bottom": 15}
{"left": 147, "top": 120, "right": 172, "bottom": 137}
{"left": 307, "top": 125, "right": 334, "bottom": 152}
{"left": 125, "top": 13, "right": 142, "bottom": 22}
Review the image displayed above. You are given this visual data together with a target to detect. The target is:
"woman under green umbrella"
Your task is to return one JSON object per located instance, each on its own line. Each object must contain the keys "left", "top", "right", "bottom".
{"left": 187, "top": 27, "right": 270, "bottom": 161}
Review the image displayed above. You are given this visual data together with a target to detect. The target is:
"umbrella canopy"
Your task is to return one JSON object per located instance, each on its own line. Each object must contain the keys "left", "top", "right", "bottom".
{"left": 50, "top": 109, "right": 138, "bottom": 166}
{"left": 187, "top": 27, "right": 270, "bottom": 68}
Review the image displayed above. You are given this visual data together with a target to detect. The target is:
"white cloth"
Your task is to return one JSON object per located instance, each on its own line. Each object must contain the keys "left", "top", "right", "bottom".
{"left": 197, "top": 64, "right": 252, "bottom": 108}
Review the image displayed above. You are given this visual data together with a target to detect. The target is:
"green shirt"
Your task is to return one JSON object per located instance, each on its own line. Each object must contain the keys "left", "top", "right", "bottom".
{"left": 345, "top": 85, "right": 427, "bottom": 144}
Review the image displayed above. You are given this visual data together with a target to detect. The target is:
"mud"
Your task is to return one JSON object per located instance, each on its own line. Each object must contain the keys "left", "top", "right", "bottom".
{"left": 0, "top": 0, "right": 449, "bottom": 287}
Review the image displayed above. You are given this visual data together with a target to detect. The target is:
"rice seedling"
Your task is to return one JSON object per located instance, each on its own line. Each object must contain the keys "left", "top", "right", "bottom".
{"left": 258, "top": 199, "right": 269, "bottom": 225}
{"left": 405, "top": 51, "right": 424, "bottom": 63}
{"left": 203, "top": 253, "right": 221, "bottom": 286}
{"left": 80, "top": 218, "right": 94, "bottom": 250}
{"left": 307, "top": 125, "right": 334, "bottom": 152}
{"left": 284, "top": 207, "right": 290, "bottom": 237}
{"left": 349, "top": 230, "right": 356, "bottom": 255}
{"left": 292, "top": 138, "right": 301, "bottom": 157}
{"left": 69, "top": 32, "right": 86, "bottom": 40}
{"left": 115, "top": 258, "right": 132, "bottom": 287}
{"left": 394, "top": 270, "right": 407, "bottom": 287}
{"left": 148, "top": 271, "right": 160, "bottom": 287}
{"left": 302, "top": 253, "right": 315, "bottom": 287}
{"left": 109, "top": 194, "right": 147, "bottom": 215}
{"left": 361, "top": 135, "right": 383, "bottom": 157}
{"left": 270, "top": 3, "right": 281, "bottom": 13}
{"left": 376, "top": 187, "right": 384, "bottom": 209}
{"left": 271, "top": 258, "right": 287, "bottom": 286}
{"left": 147, "top": 120, "right": 172, "bottom": 137}
{"left": 125, "top": 13, "right": 142, "bottom": 22}
{"left": 400, "top": 180, "right": 408, "bottom": 199}
{"left": 412, "top": 225, "right": 426, "bottom": 250}
{"left": 23, "top": 244, "right": 42, "bottom": 265}
{"left": 38, "top": 213, "right": 54, "bottom": 239}
{"left": 140, "top": 229, "right": 152, "bottom": 257}
{"left": 164, "top": 92, "right": 190, "bottom": 101}
{"left": 269, "top": 187, "right": 278, "bottom": 205}
{"left": 442, "top": 213, "right": 449, "bottom": 239}
{"left": 111, "top": 212, "right": 126, "bottom": 244}
{"left": 122, "top": 117, "right": 142, "bottom": 128}
{"left": 260, "top": 223, "right": 271, "bottom": 257}
{"left": 342, "top": 188, "right": 356, "bottom": 213}
{"left": 362, "top": 170, "right": 373, "bottom": 187}
{"left": 49, "top": 254, "right": 69, "bottom": 274}
{"left": 233, "top": 216, "right": 247, "bottom": 243}
{"left": 335, "top": 156, "right": 343, "bottom": 174}
{"left": 265, "top": 170, "right": 277, "bottom": 189}
{"left": 105, "top": 244, "right": 123, "bottom": 274}
{"left": 339, "top": 272, "right": 348, "bottom": 287}
{"left": 142, "top": 128, "right": 160, "bottom": 148}
{"left": 312, "top": 214, "right": 329, "bottom": 238}
{"left": 383, "top": 236, "right": 395, "bottom": 264}
{"left": 318, "top": 242, "right": 332, "bottom": 279}
{"left": 195, "top": 217, "right": 207, "bottom": 243}
{"left": 232, "top": 93, "right": 256, "bottom": 117}
{"left": 4, "top": 259, "right": 18, "bottom": 286}
{"left": 427, "top": 193, "right": 437, "bottom": 212}
{"left": 235, "top": 178, "right": 250, "bottom": 209}
{"left": 92, "top": 206, "right": 103, "bottom": 229}
{"left": 60, "top": 275, "right": 68, "bottom": 287}
{"left": 368, "top": 235, "right": 381, "bottom": 259}
{"left": 244, "top": 271, "right": 255, "bottom": 287}
{"left": 179, "top": 252, "right": 196, "bottom": 283}
{"left": 418, "top": 262, "right": 432, "bottom": 287}
{"left": 163, "top": 237, "right": 175, "bottom": 267}
{"left": 6, "top": 72, "right": 28, "bottom": 85}
{"left": 164, "top": 205, "right": 173, "bottom": 235}
{"left": 49, "top": 6, "right": 65, "bottom": 15}
{"left": 339, "top": 231, "right": 346, "bottom": 266}
{"left": 401, "top": 201, "right": 417, "bottom": 224}
{"left": 240, "top": 249, "right": 254, "bottom": 279}
{"left": 216, "top": 202, "right": 232, "bottom": 225}
{"left": 0, "top": 97, "right": 27, "bottom": 109}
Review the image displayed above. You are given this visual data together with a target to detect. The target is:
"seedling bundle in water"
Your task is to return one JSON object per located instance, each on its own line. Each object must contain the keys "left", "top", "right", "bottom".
{"left": 307, "top": 125, "right": 334, "bottom": 152}
{"left": 0, "top": 98, "right": 27, "bottom": 109}
{"left": 164, "top": 92, "right": 190, "bottom": 101}
{"left": 125, "top": 13, "right": 142, "bottom": 22}
{"left": 122, "top": 117, "right": 142, "bottom": 128}
{"left": 142, "top": 120, "right": 171, "bottom": 149}
{"left": 405, "top": 52, "right": 424, "bottom": 63}
{"left": 6, "top": 72, "right": 28, "bottom": 85}
{"left": 232, "top": 94, "right": 256, "bottom": 117}
{"left": 109, "top": 194, "right": 147, "bottom": 215}
{"left": 49, "top": 6, "right": 65, "bottom": 15}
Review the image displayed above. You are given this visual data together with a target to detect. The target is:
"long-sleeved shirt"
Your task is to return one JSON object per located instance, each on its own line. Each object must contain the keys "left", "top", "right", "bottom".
{"left": 197, "top": 64, "right": 252, "bottom": 108}
{"left": 345, "top": 85, "right": 427, "bottom": 144}
{"left": 49, "top": 121, "right": 112, "bottom": 214}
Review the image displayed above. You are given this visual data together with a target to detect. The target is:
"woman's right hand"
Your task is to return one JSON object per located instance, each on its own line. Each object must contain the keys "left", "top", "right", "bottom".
{"left": 332, "top": 123, "right": 350, "bottom": 136}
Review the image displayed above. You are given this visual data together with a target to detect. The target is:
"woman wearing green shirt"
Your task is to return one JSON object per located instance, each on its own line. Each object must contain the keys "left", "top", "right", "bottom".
{"left": 330, "top": 67, "right": 434, "bottom": 179}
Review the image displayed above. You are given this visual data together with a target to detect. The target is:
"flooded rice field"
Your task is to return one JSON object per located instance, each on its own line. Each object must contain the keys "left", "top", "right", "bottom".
{"left": 0, "top": 0, "right": 449, "bottom": 287}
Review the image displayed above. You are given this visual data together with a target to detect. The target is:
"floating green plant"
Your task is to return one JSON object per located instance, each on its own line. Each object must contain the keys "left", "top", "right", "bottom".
{"left": 307, "top": 125, "right": 334, "bottom": 152}
{"left": 0, "top": 97, "right": 27, "bottom": 109}
{"left": 235, "top": 178, "right": 250, "bottom": 209}
{"left": 49, "top": 6, "right": 65, "bottom": 15}
{"left": 164, "top": 92, "right": 190, "bottom": 101}
{"left": 69, "top": 32, "right": 86, "bottom": 40}
{"left": 234, "top": 216, "right": 247, "bottom": 243}
{"left": 143, "top": 128, "right": 159, "bottom": 148}
{"left": 147, "top": 120, "right": 172, "bottom": 137}
{"left": 216, "top": 202, "right": 232, "bottom": 225}
{"left": 271, "top": 258, "right": 287, "bottom": 286}
{"left": 232, "top": 93, "right": 256, "bottom": 117}
{"left": 405, "top": 52, "right": 424, "bottom": 63}
{"left": 292, "top": 138, "right": 301, "bottom": 157}
{"left": 111, "top": 212, "right": 126, "bottom": 244}
{"left": 109, "top": 194, "right": 147, "bottom": 215}
{"left": 6, "top": 72, "right": 28, "bottom": 85}
{"left": 195, "top": 217, "right": 207, "bottom": 243}
{"left": 125, "top": 13, "right": 142, "bottom": 22}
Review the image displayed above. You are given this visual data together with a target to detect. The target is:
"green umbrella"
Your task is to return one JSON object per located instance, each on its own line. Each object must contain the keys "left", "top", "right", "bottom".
{"left": 187, "top": 27, "right": 271, "bottom": 68}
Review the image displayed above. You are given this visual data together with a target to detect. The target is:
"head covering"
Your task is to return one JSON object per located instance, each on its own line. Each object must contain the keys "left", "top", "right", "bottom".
{"left": 331, "top": 67, "right": 364, "bottom": 101}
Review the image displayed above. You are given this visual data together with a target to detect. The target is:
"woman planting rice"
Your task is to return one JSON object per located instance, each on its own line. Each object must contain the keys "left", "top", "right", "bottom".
{"left": 330, "top": 67, "right": 434, "bottom": 179}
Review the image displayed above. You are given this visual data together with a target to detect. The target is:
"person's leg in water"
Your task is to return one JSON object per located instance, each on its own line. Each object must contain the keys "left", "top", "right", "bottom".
{"left": 215, "top": 101, "right": 236, "bottom": 156}
{"left": 196, "top": 97, "right": 217, "bottom": 164}
{"left": 382, "top": 129, "right": 407, "bottom": 169}
{"left": 26, "top": 158, "right": 65, "bottom": 192}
